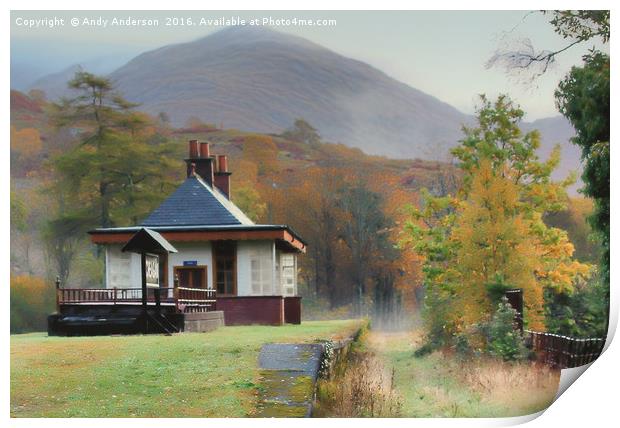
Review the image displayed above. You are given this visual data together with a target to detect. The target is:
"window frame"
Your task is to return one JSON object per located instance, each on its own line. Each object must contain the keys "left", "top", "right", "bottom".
{"left": 213, "top": 241, "right": 237, "bottom": 296}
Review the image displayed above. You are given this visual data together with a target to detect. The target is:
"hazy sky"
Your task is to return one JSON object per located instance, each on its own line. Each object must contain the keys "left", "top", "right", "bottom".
{"left": 10, "top": 10, "right": 607, "bottom": 120}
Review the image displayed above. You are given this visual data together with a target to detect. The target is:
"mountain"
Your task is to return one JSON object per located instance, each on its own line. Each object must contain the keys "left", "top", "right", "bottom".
{"left": 27, "top": 56, "right": 131, "bottom": 101}
{"left": 28, "top": 26, "right": 580, "bottom": 179}
{"left": 32, "top": 26, "right": 471, "bottom": 160}
{"left": 28, "top": 64, "right": 85, "bottom": 100}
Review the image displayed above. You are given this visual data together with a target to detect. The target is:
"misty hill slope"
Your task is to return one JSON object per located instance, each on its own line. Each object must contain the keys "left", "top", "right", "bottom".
{"left": 29, "top": 64, "right": 85, "bottom": 100}
{"left": 106, "top": 26, "right": 470, "bottom": 160}
{"left": 524, "top": 116, "right": 581, "bottom": 185}
{"left": 28, "top": 26, "right": 580, "bottom": 182}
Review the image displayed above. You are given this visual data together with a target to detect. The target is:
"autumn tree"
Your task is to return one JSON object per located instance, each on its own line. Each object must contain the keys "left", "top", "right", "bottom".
{"left": 284, "top": 167, "right": 347, "bottom": 307}
{"left": 545, "top": 197, "right": 601, "bottom": 263}
{"left": 10, "top": 275, "right": 55, "bottom": 333}
{"left": 233, "top": 185, "right": 267, "bottom": 222}
{"left": 404, "top": 95, "right": 590, "bottom": 345}
{"left": 488, "top": 10, "right": 609, "bottom": 290}
{"left": 241, "top": 135, "right": 279, "bottom": 176}
{"left": 339, "top": 185, "right": 396, "bottom": 316}
{"left": 11, "top": 126, "right": 44, "bottom": 177}
{"left": 11, "top": 126, "right": 42, "bottom": 158}
{"left": 281, "top": 118, "right": 321, "bottom": 145}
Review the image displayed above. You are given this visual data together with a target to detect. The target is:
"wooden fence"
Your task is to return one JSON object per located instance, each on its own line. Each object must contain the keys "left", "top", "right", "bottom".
{"left": 525, "top": 330, "right": 605, "bottom": 368}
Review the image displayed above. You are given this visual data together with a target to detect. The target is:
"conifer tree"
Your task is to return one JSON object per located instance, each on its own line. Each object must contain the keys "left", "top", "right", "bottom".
{"left": 46, "top": 71, "right": 180, "bottom": 280}
{"left": 50, "top": 71, "right": 179, "bottom": 230}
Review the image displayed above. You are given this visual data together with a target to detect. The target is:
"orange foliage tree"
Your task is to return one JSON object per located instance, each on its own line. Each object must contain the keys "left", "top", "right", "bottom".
{"left": 257, "top": 161, "right": 420, "bottom": 326}
{"left": 403, "top": 95, "right": 590, "bottom": 345}
{"left": 11, "top": 126, "right": 42, "bottom": 157}
{"left": 241, "top": 135, "right": 279, "bottom": 176}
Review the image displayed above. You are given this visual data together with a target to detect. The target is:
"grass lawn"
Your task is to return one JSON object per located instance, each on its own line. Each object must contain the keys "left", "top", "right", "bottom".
{"left": 10, "top": 320, "right": 362, "bottom": 418}
{"left": 368, "top": 331, "right": 560, "bottom": 417}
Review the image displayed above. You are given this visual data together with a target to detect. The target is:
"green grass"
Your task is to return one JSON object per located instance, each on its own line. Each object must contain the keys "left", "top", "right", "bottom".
{"left": 367, "top": 332, "right": 559, "bottom": 418}
{"left": 10, "top": 320, "right": 362, "bottom": 418}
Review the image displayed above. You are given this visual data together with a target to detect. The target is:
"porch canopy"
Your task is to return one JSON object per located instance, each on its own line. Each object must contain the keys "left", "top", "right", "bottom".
{"left": 121, "top": 227, "right": 178, "bottom": 255}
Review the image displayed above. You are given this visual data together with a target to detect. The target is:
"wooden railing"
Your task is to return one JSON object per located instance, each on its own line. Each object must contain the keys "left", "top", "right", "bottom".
{"left": 175, "top": 287, "right": 217, "bottom": 313}
{"left": 57, "top": 287, "right": 176, "bottom": 305}
{"left": 56, "top": 277, "right": 216, "bottom": 314}
{"left": 525, "top": 330, "right": 606, "bottom": 368}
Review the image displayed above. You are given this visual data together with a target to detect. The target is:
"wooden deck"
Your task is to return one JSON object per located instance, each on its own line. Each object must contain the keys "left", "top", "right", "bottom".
{"left": 50, "top": 283, "right": 220, "bottom": 336}
{"left": 56, "top": 285, "right": 216, "bottom": 313}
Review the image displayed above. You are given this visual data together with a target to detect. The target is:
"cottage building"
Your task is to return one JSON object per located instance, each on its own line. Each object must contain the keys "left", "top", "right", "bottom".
{"left": 88, "top": 140, "right": 305, "bottom": 326}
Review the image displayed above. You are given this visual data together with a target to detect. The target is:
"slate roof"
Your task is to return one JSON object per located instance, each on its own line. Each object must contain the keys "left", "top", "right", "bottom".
{"left": 141, "top": 175, "right": 254, "bottom": 227}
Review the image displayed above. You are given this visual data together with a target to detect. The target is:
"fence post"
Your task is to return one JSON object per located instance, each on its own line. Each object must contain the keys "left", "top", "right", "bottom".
{"left": 174, "top": 274, "right": 179, "bottom": 313}
{"left": 55, "top": 275, "right": 61, "bottom": 313}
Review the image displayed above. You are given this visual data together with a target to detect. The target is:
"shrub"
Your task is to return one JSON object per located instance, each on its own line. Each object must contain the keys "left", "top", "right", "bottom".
{"left": 10, "top": 275, "right": 55, "bottom": 333}
{"left": 482, "top": 297, "right": 528, "bottom": 361}
{"left": 454, "top": 332, "right": 473, "bottom": 357}
{"left": 413, "top": 342, "right": 435, "bottom": 358}
{"left": 414, "top": 285, "right": 456, "bottom": 356}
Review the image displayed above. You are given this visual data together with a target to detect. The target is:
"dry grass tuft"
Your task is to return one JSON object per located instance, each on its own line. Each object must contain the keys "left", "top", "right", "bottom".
{"left": 315, "top": 351, "right": 403, "bottom": 417}
{"left": 457, "top": 358, "right": 560, "bottom": 415}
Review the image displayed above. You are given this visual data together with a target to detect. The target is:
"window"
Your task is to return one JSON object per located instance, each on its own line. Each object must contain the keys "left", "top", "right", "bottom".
{"left": 250, "top": 246, "right": 273, "bottom": 295}
{"left": 280, "top": 254, "right": 296, "bottom": 296}
{"left": 214, "top": 241, "right": 236, "bottom": 295}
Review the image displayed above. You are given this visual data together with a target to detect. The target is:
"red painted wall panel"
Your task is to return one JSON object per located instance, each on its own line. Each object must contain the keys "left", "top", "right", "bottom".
{"left": 284, "top": 297, "right": 301, "bottom": 324}
{"left": 216, "top": 296, "right": 285, "bottom": 325}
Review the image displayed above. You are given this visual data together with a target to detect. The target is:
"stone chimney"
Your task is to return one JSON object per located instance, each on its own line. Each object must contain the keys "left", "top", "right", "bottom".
{"left": 185, "top": 140, "right": 215, "bottom": 186}
{"left": 214, "top": 154, "right": 232, "bottom": 199}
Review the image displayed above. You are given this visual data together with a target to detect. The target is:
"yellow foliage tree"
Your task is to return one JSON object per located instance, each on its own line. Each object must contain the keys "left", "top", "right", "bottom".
{"left": 233, "top": 185, "right": 267, "bottom": 222}
{"left": 404, "top": 95, "right": 591, "bottom": 343}
{"left": 451, "top": 161, "right": 544, "bottom": 329}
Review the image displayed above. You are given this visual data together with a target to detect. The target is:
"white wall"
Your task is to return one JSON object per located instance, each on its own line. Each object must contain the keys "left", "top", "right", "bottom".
{"left": 104, "top": 240, "right": 298, "bottom": 296}
{"left": 105, "top": 242, "right": 213, "bottom": 290}
{"left": 105, "top": 244, "right": 141, "bottom": 289}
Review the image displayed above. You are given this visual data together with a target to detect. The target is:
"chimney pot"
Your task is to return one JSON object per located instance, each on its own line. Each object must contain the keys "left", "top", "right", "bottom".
{"left": 188, "top": 140, "right": 199, "bottom": 158}
{"left": 214, "top": 155, "right": 231, "bottom": 199}
{"left": 218, "top": 155, "right": 228, "bottom": 173}
{"left": 199, "top": 142, "right": 210, "bottom": 158}
{"left": 185, "top": 140, "right": 215, "bottom": 184}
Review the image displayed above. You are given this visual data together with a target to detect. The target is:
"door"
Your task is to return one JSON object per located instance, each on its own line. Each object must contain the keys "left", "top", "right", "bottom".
{"left": 174, "top": 266, "right": 207, "bottom": 288}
